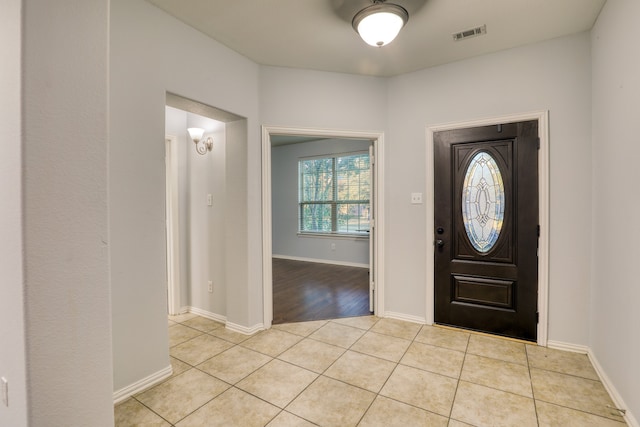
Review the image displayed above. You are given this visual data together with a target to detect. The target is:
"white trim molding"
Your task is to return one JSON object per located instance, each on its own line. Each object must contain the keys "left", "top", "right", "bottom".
{"left": 547, "top": 340, "right": 589, "bottom": 354}
{"left": 425, "top": 111, "right": 550, "bottom": 346}
{"left": 113, "top": 365, "right": 172, "bottom": 405}
{"left": 176, "top": 306, "right": 190, "bottom": 315}
{"left": 186, "top": 306, "right": 262, "bottom": 335}
{"left": 272, "top": 254, "right": 369, "bottom": 269}
{"left": 187, "top": 306, "right": 227, "bottom": 324}
{"left": 262, "top": 125, "right": 386, "bottom": 329}
{"left": 384, "top": 311, "right": 426, "bottom": 325}
{"left": 588, "top": 349, "right": 639, "bottom": 427}
{"left": 165, "top": 135, "right": 181, "bottom": 316}
{"left": 226, "top": 321, "right": 264, "bottom": 335}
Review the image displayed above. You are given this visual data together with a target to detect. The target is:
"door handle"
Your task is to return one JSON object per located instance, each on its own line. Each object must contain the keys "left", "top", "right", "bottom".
{"left": 436, "top": 239, "right": 445, "bottom": 248}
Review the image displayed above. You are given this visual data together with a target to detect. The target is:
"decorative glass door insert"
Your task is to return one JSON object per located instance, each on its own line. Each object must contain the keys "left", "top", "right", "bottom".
{"left": 461, "top": 151, "right": 505, "bottom": 253}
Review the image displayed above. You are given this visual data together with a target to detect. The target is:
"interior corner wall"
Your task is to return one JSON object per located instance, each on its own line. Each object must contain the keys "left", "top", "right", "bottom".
{"left": 110, "top": 0, "right": 259, "bottom": 392}
{"left": 0, "top": 0, "right": 28, "bottom": 425}
{"left": 23, "top": 0, "right": 113, "bottom": 425}
{"left": 260, "top": 35, "right": 593, "bottom": 346}
{"left": 186, "top": 116, "right": 227, "bottom": 317}
{"left": 271, "top": 139, "right": 371, "bottom": 266}
{"left": 591, "top": 0, "right": 640, "bottom": 420}
{"left": 385, "top": 32, "right": 593, "bottom": 344}
{"left": 165, "top": 106, "right": 228, "bottom": 318}
{"left": 224, "top": 119, "right": 251, "bottom": 326}
{"left": 210, "top": 127, "right": 228, "bottom": 316}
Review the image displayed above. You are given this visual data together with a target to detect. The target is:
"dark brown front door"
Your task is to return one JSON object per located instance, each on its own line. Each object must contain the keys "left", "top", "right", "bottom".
{"left": 434, "top": 120, "right": 539, "bottom": 341}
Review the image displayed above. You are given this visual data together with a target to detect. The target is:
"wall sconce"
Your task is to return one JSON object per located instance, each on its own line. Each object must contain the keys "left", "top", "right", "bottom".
{"left": 352, "top": 0, "right": 408, "bottom": 47}
{"left": 187, "top": 128, "right": 213, "bottom": 155}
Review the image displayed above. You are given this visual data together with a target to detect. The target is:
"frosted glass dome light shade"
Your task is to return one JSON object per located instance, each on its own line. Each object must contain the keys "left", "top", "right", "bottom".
{"left": 353, "top": 3, "right": 408, "bottom": 47}
{"left": 187, "top": 127, "right": 205, "bottom": 143}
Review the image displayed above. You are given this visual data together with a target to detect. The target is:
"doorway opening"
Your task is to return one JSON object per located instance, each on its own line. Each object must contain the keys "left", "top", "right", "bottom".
{"left": 164, "top": 92, "right": 244, "bottom": 319}
{"left": 426, "top": 111, "right": 549, "bottom": 345}
{"left": 262, "top": 126, "right": 385, "bottom": 329}
{"left": 271, "top": 258, "right": 371, "bottom": 324}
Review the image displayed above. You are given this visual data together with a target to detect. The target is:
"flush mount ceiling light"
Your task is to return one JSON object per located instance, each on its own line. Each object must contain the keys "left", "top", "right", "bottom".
{"left": 352, "top": 1, "right": 409, "bottom": 47}
{"left": 187, "top": 127, "right": 213, "bottom": 155}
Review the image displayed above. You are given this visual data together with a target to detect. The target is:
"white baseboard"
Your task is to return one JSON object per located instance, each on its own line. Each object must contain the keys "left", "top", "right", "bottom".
{"left": 273, "top": 254, "right": 369, "bottom": 269}
{"left": 226, "top": 321, "right": 264, "bottom": 335}
{"left": 546, "top": 340, "right": 637, "bottom": 426}
{"left": 383, "top": 311, "right": 426, "bottom": 325}
{"left": 187, "top": 306, "right": 227, "bottom": 324}
{"left": 186, "top": 306, "right": 262, "bottom": 335}
{"left": 113, "top": 365, "right": 172, "bottom": 405}
{"left": 587, "top": 349, "right": 639, "bottom": 427}
{"left": 168, "top": 306, "right": 190, "bottom": 316}
{"left": 546, "top": 340, "right": 589, "bottom": 354}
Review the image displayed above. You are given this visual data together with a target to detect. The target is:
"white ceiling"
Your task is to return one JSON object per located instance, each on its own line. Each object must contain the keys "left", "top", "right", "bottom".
{"left": 146, "top": 0, "right": 606, "bottom": 77}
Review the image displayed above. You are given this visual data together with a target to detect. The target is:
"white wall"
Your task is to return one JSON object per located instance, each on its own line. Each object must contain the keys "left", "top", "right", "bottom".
{"left": 110, "top": 0, "right": 259, "bottom": 392}
{"left": 260, "top": 67, "right": 388, "bottom": 131}
{"left": 10, "top": 1, "right": 636, "bottom": 423}
{"left": 165, "top": 106, "right": 228, "bottom": 316}
{"left": 23, "top": 0, "right": 113, "bottom": 425}
{"left": 260, "top": 35, "right": 593, "bottom": 345}
{"left": 0, "top": 1, "right": 27, "bottom": 425}
{"left": 259, "top": 67, "right": 388, "bottom": 328}
{"left": 386, "top": 33, "right": 593, "bottom": 344}
{"left": 186, "top": 114, "right": 227, "bottom": 316}
{"left": 591, "top": 0, "right": 640, "bottom": 422}
{"left": 224, "top": 119, "right": 257, "bottom": 328}
{"left": 272, "top": 139, "right": 371, "bottom": 266}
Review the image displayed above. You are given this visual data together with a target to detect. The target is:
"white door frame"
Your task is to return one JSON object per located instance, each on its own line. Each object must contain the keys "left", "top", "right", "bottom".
{"left": 165, "top": 135, "right": 181, "bottom": 315}
{"left": 425, "top": 111, "right": 550, "bottom": 346}
{"left": 261, "top": 125, "right": 386, "bottom": 329}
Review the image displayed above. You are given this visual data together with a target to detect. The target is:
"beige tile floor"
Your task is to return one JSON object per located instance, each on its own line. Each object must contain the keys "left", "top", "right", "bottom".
{"left": 115, "top": 313, "right": 628, "bottom": 427}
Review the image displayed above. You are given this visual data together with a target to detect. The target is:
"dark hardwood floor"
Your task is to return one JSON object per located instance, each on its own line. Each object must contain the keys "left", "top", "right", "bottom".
{"left": 272, "top": 258, "right": 371, "bottom": 324}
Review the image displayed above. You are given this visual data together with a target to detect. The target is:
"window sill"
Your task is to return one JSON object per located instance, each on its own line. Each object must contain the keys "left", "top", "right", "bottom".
{"left": 297, "top": 232, "right": 369, "bottom": 241}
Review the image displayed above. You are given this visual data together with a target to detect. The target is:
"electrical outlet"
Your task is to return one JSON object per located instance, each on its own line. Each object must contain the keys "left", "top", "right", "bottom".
{"left": 330, "top": 243, "right": 336, "bottom": 251}
{"left": 208, "top": 281, "right": 213, "bottom": 293}
{"left": 207, "top": 194, "right": 213, "bottom": 206}
{"left": 2, "top": 377, "right": 8, "bottom": 407}
{"left": 411, "top": 192, "right": 423, "bottom": 204}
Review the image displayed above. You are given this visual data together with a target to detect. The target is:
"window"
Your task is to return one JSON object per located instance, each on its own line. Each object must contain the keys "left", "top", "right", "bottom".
{"left": 299, "top": 152, "right": 370, "bottom": 235}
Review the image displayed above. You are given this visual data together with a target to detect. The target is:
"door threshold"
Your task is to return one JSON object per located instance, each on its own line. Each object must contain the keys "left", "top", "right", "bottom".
{"left": 434, "top": 323, "right": 537, "bottom": 346}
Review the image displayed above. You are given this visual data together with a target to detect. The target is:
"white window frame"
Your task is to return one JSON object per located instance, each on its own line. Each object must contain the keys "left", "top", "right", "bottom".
{"left": 298, "top": 151, "right": 370, "bottom": 237}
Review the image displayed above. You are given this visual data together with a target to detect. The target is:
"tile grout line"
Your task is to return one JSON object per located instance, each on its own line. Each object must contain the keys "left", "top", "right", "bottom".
{"left": 165, "top": 324, "right": 255, "bottom": 425}
{"left": 355, "top": 322, "right": 446, "bottom": 425}
{"left": 180, "top": 319, "right": 432, "bottom": 423}
{"left": 126, "top": 314, "right": 627, "bottom": 426}
{"left": 263, "top": 317, "right": 378, "bottom": 424}
{"left": 130, "top": 394, "right": 176, "bottom": 426}
{"left": 276, "top": 318, "right": 379, "bottom": 424}
{"left": 221, "top": 321, "right": 362, "bottom": 424}
{"left": 285, "top": 319, "right": 462, "bottom": 424}
{"left": 526, "top": 346, "right": 628, "bottom": 424}
{"left": 525, "top": 344, "right": 543, "bottom": 426}
{"left": 185, "top": 334, "right": 291, "bottom": 426}
{"left": 446, "top": 329, "right": 471, "bottom": 423}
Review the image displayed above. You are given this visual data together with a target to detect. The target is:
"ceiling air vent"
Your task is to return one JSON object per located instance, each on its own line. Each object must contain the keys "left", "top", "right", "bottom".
{"left": 453, "top": 25, "right": 487, "bottom": 42}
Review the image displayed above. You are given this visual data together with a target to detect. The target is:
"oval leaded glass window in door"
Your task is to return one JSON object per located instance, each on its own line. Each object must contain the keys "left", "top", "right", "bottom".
{"left": 462, "top": 151, "right": 505, "bottom": 253}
